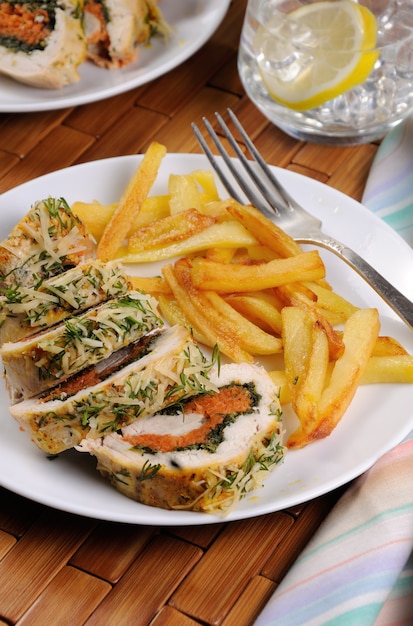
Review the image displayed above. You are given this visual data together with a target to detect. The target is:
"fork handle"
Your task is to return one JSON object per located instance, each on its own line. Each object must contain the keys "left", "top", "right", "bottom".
{"left": 299, "top": 234, "right": 413, "bottom": 329}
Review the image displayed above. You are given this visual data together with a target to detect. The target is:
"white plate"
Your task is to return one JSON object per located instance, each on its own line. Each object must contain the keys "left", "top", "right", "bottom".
{"left": 1, "top": 153, "right": 413, "bottom": 526}
{"left": 0, "top": 0, "right": 230, "bottom": 113}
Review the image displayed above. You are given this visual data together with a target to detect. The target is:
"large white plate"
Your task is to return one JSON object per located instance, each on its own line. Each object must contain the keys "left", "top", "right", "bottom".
{"left": 0, "top": 0, "right": 230, "bottom": 113}
{"left": 1, "top": 153, "right": 413, "bottom": 526}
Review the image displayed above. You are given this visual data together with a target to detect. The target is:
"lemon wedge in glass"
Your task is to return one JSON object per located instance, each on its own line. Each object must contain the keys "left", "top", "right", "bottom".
{"left": 255, "top": 0, "right": 379, "bottom": 111}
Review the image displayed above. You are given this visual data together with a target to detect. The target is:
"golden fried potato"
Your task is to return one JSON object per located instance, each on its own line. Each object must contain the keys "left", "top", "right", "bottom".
{"left": 128, "top": 208, "right": 216, "bottom": 253}
{"left": 287, "top": 308, "right": 380, "bottom": 448}
{"left": 372, "top": 335, "right": 409, "bottom": 356}
{"left": 162, "top": 262, "right": 253, "bottom": 363}
{"left": 190, "top": 250, "right": 326, "bottom": 292}
{"left": 97, "top": 141, "right": 167, "bottom": 261}
{"left": 268, "top": 370, "right": 291, "bottom": 405}
{"left": 119, "top": 220, "right": 256, "bottom": 263}
{"left": 71, "top": 196, "right": 170, "bottom": 242}
{"left": 226, "top": 203, "right": 303, "bottom": 257}
{"left": 362, "top": 354, "right": 413, "bottom": 384}
{"left": 225, "top": 293, "right": 283, "bottom": 335}
{"left": 128, "top": 275, "right": 171, "bottom": 295}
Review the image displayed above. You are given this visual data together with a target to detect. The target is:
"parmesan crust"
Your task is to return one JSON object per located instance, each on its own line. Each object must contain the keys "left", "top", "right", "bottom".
{"left": 0, "top": 197, "right": 96, "bottom": 293}
{"left": 0, "top": 259, "right": 131, "bottom": 345}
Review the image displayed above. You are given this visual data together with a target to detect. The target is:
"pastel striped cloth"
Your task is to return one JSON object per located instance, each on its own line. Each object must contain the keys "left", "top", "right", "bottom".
{"left": 255, "top": 432, "right": 413, "bottom": 626}
{"left": 255, "top": 117, "right": 413, "bottom": 626}
{"left": 362, "top": 115, "right": 413, "bottom": 246}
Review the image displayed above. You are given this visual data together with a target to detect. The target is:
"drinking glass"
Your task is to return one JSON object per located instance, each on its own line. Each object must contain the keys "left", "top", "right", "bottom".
{"left": 238, "top": 0, "right": 413, "bottom": 145}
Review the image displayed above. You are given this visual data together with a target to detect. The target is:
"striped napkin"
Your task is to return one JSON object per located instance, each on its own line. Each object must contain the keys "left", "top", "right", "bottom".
{"left": 362, "top": 115, "right": 413, "bottom": 246}
{"left": 255, "top": 117, "right": 413, "bottom": 626}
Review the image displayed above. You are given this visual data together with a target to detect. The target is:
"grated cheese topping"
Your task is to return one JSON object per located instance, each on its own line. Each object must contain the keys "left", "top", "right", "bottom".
{"left": 0, "top": 260, "right": 131, "bottom": 331}
{"left": 5, "top": 291, "right": 163, "bottom": 385}
{"left": 0, "top": 197, "right": 95, "bottom": 291}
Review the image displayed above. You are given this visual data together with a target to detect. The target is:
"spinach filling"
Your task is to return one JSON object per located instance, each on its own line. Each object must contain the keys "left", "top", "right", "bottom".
{"left": 134, "top": 382, "right": 262, "bottom": 455}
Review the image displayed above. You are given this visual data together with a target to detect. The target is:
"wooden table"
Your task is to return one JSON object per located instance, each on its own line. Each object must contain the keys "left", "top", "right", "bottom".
{"left": 0, "top": 1, "right": 380, "bottom": 624}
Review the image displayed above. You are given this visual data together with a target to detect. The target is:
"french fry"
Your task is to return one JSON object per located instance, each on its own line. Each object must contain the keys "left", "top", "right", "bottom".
{"left": 71, "top": 201, "right": 116, "bottom": 242}
{"left": 168, "top": 174, "right": 203, "bottom": 214}
{"left": 362, "top": 355, "right": 413, "bottom": 384}
{"left": 304, "top": 281, "right": 359, "bottom": 324}
{"left": 72, "top": 195, "right": 170, "bottom": 242}
{"left": 128, "top": 208, "right": 216, "bottom": 253}
{"left": 165, "top": 259, "right": 283, "bottom": 360}
{"left": 203, "top": 290, "right": 283, "bottom": 355}
{"left": 191, "top": 169, "right": 220, "bottom": 202}
{"left": 372, "top": 335, "right": 409, "bottom": 356}
{"left": 276, "top": 284, "right": 344, "bottom": 360}
{"left": 268, "top": 370, "right": 291, "bottom": 405}
{"left": 97, "top": 141, "right": 167, "bottom": 261}
{"left": 226, "top": 203, "right": 303, "bottom": 257}
{"left": 287, "top": 308, "right": 380, "bottom": 448}
{"left": 282, "top": 307, "right": 315, "bottom": 389}
{"left": 293, "top": 324, "right": 330, "bottom": 430}
{"left": 243, "top": 244, "right": 277, "bottom": 262}
{"left": 190, "top": 250, "right": 326, "bottom": 292}
{"left": 200, "top": 198, "right": 245, "bottom": 221}
{"left": 118, "top": 220, "right": 256, "bottom": 264}
{"left": 205, "top": 247, "right": 236, "bottom": 263}
{"left": 156, "top": 294, "right": 211, "bottom": 346}
{"left": 162, "top": 262, "right": 253, "bottom": 363}
{"left": 128, "top": 275, "right": 171, "bottom": 295}
{"left": 275, "top": 282, "right": 318, "bottom": 309}
{"left": 225, "top": 293, "right": 283, "bottom": 335}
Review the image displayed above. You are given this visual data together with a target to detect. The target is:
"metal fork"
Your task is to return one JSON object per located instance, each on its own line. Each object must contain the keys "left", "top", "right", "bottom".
{"left": 192, "top": 109, "right": 413, "bottom": 330}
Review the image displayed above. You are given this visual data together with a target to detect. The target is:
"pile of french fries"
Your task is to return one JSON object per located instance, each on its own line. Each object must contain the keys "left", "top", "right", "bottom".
{"left": 72, "top": 142, "right": 413, "bottom": 449}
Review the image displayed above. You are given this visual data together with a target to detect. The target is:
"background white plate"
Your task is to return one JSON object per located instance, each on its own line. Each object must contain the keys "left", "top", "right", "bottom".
{"left": 0, "top": 0, "right": 230, "bottom": 113}
{"left": 0, "top": 153, "right": 412, "bottom": 526}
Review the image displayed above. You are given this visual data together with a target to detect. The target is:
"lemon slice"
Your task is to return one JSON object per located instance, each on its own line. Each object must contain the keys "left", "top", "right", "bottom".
{"left": 255, "top": 0, "right": 379, "bottom": 111}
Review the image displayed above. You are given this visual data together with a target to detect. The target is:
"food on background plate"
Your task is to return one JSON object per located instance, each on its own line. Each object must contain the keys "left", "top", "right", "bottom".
{"left": 1, "top": 290, "right": 162, "bottom": 403}
{"left": 0, "top": 0, "right": 87, "bottom": 88}
{"left": 84, "top": 0, "right": 171, "bottom": 68}
{"left": 0, "top": 0, "right": 171, "bottom": 89}
{"left": 78, "top": 362, "right": 285, "bottom": 513}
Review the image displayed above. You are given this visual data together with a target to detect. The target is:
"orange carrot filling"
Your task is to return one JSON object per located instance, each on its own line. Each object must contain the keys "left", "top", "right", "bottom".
{"left": 84, "top": 0, "right": 109, "bottom": 47}
{"left": 125, "top": 386, "right": 254, "bottom": 453}
{"left": 0, "top": 2, "right": 51, "bottom": 45}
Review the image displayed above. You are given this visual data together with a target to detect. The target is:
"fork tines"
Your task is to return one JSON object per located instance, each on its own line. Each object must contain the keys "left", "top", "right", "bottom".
{"left": 192, "top": 109, "right": 292, "bottom": 214}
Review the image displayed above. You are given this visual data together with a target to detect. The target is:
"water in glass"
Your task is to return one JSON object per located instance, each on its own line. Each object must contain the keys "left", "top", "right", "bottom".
{"left": 238, "top": 0, "right": 413, "bottom": 144}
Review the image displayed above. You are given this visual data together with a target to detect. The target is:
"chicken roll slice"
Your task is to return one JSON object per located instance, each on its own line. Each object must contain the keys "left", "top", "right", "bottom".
{"left": 10, "top": 324, "right": 216, "bottom": 454}
{"left": 79, "top": 363, "right": 285, "bottom": 514}
{"left": 1, "top": 290, "right": 163, "bottom": 403}
{"left": 0, "top": 197, "right": 96, "bottom": 295}
{"left": 0, "top": 260, "right": 131, "bottom": 345}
